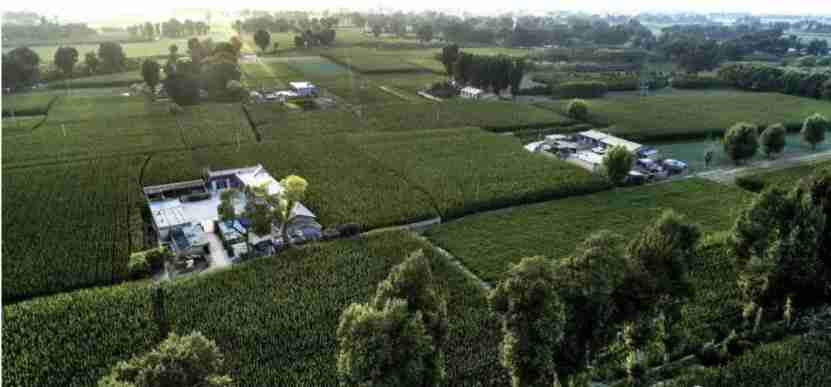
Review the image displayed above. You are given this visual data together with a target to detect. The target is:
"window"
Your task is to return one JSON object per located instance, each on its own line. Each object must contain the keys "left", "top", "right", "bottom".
{"left": 215, "top": 179, "right": 228, "bottom": 191}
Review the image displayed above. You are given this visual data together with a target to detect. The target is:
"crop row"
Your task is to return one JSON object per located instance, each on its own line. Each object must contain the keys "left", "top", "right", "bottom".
{"left": 2, "top": 232, "right": 507, "bottom": 387}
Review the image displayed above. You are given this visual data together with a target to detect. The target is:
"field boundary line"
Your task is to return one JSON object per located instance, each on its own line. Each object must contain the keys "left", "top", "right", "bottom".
{"left": 414, "top": 234, "right": 493, "bottom": 292}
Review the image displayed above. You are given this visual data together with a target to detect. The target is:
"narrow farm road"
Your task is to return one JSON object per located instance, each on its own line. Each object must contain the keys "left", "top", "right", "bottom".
{"left": 697, "top": 149, "right": 831, "bottom": 184}
{"left": 205, "top": 232, "right": 232, "bottom": 270}
{"left": 414, "top": 235, "right": 493, "bottom": 292}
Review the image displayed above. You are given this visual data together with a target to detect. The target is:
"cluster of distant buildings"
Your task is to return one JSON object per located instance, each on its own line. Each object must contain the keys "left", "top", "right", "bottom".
{"left": 526, "top": 130, "right": 688, "bottom": 184}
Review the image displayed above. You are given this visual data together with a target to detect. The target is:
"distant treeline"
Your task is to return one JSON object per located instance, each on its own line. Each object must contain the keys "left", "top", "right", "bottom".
{"left": 719, "top": 63, "right": 831, "bottom": 100}
{"left": 126, "top": 19, "right": 211, "bottom": 40}
{"left": 2, "top": 12, "right": 97, "bottom": 44}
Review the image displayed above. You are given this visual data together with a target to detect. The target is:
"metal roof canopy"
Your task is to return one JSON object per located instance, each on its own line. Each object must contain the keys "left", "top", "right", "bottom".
{"left": 143, "top": 180, "right": 206, "bottom": 196}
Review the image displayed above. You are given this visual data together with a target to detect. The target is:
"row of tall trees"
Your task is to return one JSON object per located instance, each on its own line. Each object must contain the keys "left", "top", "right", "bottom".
{"left": 719, "top": 62, "right": 831, "bottom": 100}
{"left": 2, "top": 41, "right": 130, "bottom": 90}
{"left": 440, "top": 45, "right": 526, "bottom": 96}
{"left": 2, "top": 13, "right": 97, "bottom": 43}
{"left": 127, "top": 19, "right": 210, "bottom": 40}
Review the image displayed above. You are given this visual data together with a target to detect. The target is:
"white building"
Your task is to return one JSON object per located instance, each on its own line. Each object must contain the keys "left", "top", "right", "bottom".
{"left": 460, "top": 86, "right": 484, "bottom": 100}
{"left": 289, "top": 82, "right": 318, "bottom": 97}
{"left": 144, "top": 165, "right": 320, "bottom": 256}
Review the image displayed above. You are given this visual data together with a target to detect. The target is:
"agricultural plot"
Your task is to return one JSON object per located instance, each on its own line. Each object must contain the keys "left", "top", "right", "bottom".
{"left": 425, "top": 178, "right": 753, "bottom": 283}
{"left": 364, "top": 72, "right": 446, "bottom": 95}
{"left": 8, "top": 32, "right": 232, "bottom": 63}
{"left": 48, "top": 70, "right": 143, "bottom": 89}
{"left": 319, "top": 49, "right": 435, "bottom": 73}
{"left": 668, "top": 335, "right": 831, "bottom": 387}
{"left": 348, "top": 127, "right": 608, "bottom": 220}
{"left": 1, "top": 91, "right": 60, "bottom": 117}
{"left": 2, "top": 115, "right": 48, "bottom": 136}
{"left": 539, "top": 93, "right": 831, "bottom": 141}
{"left": 2, "top": 157, "right": 142, "bottom": 302}
{"left": 3, "top": 101, "right": 256, "bottom": 168}
{"left": 142, "top": 139, "right": 437, "bottom": 230}
{"left": 738, "top": 159, "right": 831, "bottom": 190}
{"left": 2, "top": 232, "right": 506, "bottom": 387}
{"left": 251, "top": 100, "right": 574, "bottom": 136}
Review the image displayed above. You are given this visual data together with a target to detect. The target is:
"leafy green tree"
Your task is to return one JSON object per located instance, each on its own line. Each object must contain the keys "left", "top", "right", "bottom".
{"left": 98, "top": 331, "right": 232, "bottom": 387}
{"left": 54, "top": 46, "right": 79, "bottom": 79}
{"left": 254, "top": 29, "right": 271, "bottom": 52}
{"left": 554, "top": 230, "right": 628, "bottom": 378}
{"left": 163, "top": 72, "right": 200, "bottom": 106}
{"left": 337, "top": 299, "right": 435, "bottom": 387}
{"left": 441, "top": 44, "right": 459, "bottom": 80}
{"left": 276, "top": 175, "right": 308, "bottom": 247}
{"left": 84, "top": 51, "right": 99, "bottom": 75}
{"left": 372, "top": 250, "right": 447, "bottom": 382}
{"left": 760, "top": 123, "right": 787, "bottom": 158}
{"left": 802, "top": 113, "right": 829, "bottom": 151}
{"left": 98, "top": 42, "right": 127, "bottom": 72}
{"left": 416, "top": 24, "right": 434, "bottom": 43}
{"left": 601, "top": 145, "right": 634, "bottom": 186}
{"left": 141, "top": 59, "right": 161, "bottom": 94}
{"left": 723, "top": 122, "right": 759, "bottom": 164}
{"left": 566, "top": 99, "right": 588, "bottom": 120}
{"left": 490, "top": 256, "right": 566, "bottom": 387}
{"left": 508, "top": 58, "right": 526, "bottom": 98}
{"left": 627, "top": 210, "right": 701, "bottom": 361}
{"left": 2, "top": 47, "right": 40, "bottom": 91}
{"left": 732, "top": 187, "right": 826, "bottom": 320}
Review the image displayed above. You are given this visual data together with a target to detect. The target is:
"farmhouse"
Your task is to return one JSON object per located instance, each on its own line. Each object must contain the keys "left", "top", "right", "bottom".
{"left": 289, "top": 81, "right": 318, "bottom": 97}
{"left": 143, "top": 165, "right": 321, "bottom": 260}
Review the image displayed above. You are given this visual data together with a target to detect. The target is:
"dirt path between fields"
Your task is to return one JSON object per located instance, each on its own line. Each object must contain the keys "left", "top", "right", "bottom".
{"left": 696, "top": 150, "right": 831, "bottom": 184}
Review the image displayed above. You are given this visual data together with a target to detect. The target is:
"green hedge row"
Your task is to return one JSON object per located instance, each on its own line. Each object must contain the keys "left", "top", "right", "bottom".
{"left": 553, "top": 81, "right": 608, "bottom": 98}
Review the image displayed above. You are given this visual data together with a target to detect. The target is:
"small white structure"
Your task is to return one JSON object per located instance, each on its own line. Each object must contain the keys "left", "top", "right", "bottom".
{"left": 460, "top": 86, "right": 484, "bottom": 100}
{"left": 289, "top": 82, "right": 318, "bottom": 97}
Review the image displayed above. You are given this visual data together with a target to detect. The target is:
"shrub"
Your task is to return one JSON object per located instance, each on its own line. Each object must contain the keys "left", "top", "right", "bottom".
{"left": 672, "top": 75, "right": 728, "bottom": 89}
{"left": 99, "top": 331, "right": 233, "bottom": 387}
{"left": 602, "top": 145, "right": 635, "bottom": 186}
{"left": 127, "top": 253, "right": 151, "bottom": 279}
{"left": 144, "top": 248, "right": 172, "bottom": 272}
{"left": 802, "top": 113, "right": 830, "bottom": 150}
{"left": 566, "top": 99, "right": 589, "bottom": 120}
{"left": 554, "top": 81, "right": 608, "bottom": 99}
{"left": 799, "top": 56, "right": 818, "bottom": 67}
{"left": 735, "top": 175, "right": 767, "bottom": 192}
{"left": 723, "top": 122, "right": 759, "bottom": 164}
{"left": 515, "top": 85, "right": 550, "bottom": 96}
{"left": 760, "top": 123, "right": 787, "bottom": 157}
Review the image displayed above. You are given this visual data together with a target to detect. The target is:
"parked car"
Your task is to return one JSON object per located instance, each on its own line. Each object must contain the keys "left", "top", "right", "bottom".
{"left": 662, "top": 159, "right": 688, "bottom": 174}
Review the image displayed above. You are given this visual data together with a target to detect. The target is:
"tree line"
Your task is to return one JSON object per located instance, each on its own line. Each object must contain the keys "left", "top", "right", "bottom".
{"left": 2, "top": 13, "right": 97, "bottom": 44}
{"left": 438, "top": 44, "right": 526, "bottom": 96}
{"left": 126, "top": 19, "right": 210, "bottom": 40}
{"left": 719, "top": 63, "right": 831, "bottom": 100}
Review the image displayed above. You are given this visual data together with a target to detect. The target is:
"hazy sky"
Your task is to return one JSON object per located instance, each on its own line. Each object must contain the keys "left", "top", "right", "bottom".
{"left": 3, "top": 0, "right": 831, "bottom": 24}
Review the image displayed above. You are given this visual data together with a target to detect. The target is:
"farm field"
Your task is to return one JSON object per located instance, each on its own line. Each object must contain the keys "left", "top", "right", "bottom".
{"left": 538, "top": 93, "right": 831, "bottom": 141}
{"left": 2, "top": 99, "right": 255, "bottom": 168}
{"left": 251, "top": 100, "right": 574, "bottom": 135}
{"left": 48, "top": 70, "right": 143, "bottom": 89}
{"left": 141, "top": 139, "right": 437, "bottom": 230}
{"left": 2, "top": 232, "right": 506, "bottom": 387}
{"left": 4, "top": 32, "right": 232, "bottom": 63}
{"left": 738, "top": 159, "right": 831, "bottom": 189}
{"left": 425, "top": 178, "right": 753, "bottom": 283}
{"left": 666, "top": 335, "right": 831, "bottom": 387}
{"left": 1, "top": 91, "right": 60, "bottom": 117}
{"left": 348, "top": 127, "right": 608, "bottom": 219}
{"left": 2, "top": 157, "right": 142, "bottom": 302}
